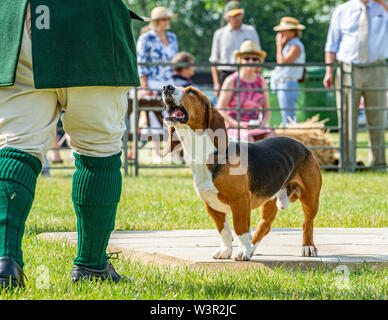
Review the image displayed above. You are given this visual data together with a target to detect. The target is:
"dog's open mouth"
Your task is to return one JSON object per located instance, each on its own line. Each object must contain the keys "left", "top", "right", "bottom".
{"left": 165, "top": 106, "right": 188, "bottom": 124}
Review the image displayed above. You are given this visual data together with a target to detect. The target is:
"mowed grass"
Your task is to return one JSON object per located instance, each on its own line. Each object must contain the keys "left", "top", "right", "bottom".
{"left": 2, "top": 168, "right": 388, "bottom": 300}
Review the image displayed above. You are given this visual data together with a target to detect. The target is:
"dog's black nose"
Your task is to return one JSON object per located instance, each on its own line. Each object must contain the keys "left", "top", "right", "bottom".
{"left": 163, "top": 84, "right": 175, "bottom": 93}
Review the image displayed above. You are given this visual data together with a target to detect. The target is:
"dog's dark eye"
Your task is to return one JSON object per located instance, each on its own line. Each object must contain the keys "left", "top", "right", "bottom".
{"left": 188, "top": 89, "right": 196, "bottom": 95}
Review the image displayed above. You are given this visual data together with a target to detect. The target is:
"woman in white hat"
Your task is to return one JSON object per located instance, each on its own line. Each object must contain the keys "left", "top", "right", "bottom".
{"left": 271, "top": 17, "right": 306, "bottom": 126}
{"left": 216, "top": 40, "right": 274, "bottom": 142}
{"left": 136, "top": 7, "right": 179, "bottom": 161}
{"left": 137, "top": 7, "right": 179, "bottom": 94}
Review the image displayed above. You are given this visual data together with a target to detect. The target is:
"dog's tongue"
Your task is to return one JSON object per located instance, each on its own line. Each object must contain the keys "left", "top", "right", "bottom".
{"left": 170, "top": 109, "right": 184, "bottom": 118}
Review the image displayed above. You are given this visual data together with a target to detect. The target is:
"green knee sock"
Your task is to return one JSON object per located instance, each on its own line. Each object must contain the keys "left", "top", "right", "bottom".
{"left": 72, "top": 152, "right": 122, "bottom": 270}
{"left": 0, "top": 148, "right": 42, "bottom": 267}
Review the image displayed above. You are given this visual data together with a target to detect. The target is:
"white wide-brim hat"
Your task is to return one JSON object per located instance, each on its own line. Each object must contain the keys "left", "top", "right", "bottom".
{"left": 274, "top": 16, "right": 305, "bottom": 31}
{"left": 144, "top": 6, "right": 178, "bottom": 22}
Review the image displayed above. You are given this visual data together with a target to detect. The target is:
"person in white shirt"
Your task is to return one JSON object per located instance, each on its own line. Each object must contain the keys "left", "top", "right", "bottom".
{"left": 324, "top": 0, "right": 388, "bottom": 171}
{"left": 271, "top": 17, "right": 306, "bottom": 126}
{"left": 209, "top": 1, "right": 261, "bottom": 97}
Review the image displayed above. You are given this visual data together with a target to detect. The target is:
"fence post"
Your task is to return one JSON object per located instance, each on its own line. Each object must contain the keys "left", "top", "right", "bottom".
{"left": 338, "top": 62, "right": 345, "bottom": 172}
{"left": 237, "top": 64, "right": 241, "bottom": 144}
{"left": 349, "top": 63, "right": 357, "bottom": 173}
{"left": 134, "top": 87, "right": 139, "bottom": 177}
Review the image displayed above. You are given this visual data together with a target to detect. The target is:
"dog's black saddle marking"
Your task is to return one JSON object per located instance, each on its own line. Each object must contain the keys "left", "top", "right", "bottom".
{"left": 210, "top": 137, "right": 311, "bottom": 198}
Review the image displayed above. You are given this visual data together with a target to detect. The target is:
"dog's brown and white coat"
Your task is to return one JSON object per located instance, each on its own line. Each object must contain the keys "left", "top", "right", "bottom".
{"left": 162, "top": 85, "right": 322, "bottom": 261}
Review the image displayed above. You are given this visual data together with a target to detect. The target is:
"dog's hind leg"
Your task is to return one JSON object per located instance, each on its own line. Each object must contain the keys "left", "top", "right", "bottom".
{"left": 298, "top": 155, "right": 322, "bottom": 257}
{"left": 251, "top": 198, "right": 278, "bottom": 248}
{"left": 205, "top": 204, "right": 233, "bottom": 259}
{"left": 299, "top": 194, "right": 319, "bottom": 257}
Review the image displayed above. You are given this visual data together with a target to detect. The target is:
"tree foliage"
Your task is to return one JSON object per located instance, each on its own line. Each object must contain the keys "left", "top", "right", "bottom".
{"left": 126, "top": 0, "right": 347, "bottom": 63}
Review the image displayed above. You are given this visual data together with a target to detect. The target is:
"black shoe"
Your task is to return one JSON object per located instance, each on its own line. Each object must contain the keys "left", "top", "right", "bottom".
{"left": 0, "top": 257, "right": 25, "bottom": 289}
{"left": 71, "top": 253, "right": 133, "bottom": 283}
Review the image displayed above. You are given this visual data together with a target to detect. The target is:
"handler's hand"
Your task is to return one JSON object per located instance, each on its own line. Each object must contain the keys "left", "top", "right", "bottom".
{"left": 140, "top": 89, "right": 157, "bottom": 99}
{"left": 239, "top": 121, "right": 250, "bottom": 129}
{"left": 323, "top": 72, "right": 334, "bottom": 89}
{"left": 214, "top": 82, "right": 221, "bottom": 97}
{"left": 258, "top": 120, "right": 266, "bottom": 128}
{"left": 276, "top": 32, "right": 287, "bottom": 48}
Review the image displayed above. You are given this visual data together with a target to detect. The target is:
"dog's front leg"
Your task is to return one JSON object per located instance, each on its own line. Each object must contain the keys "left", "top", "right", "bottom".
{"left": 231, "top": 196, "right": 254, "bottom": 261}
{"left": 205, "top": 204, "right": 233, "bottom": 259}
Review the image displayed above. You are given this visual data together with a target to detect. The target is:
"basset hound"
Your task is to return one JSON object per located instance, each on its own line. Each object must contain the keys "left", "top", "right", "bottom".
{"left": 162, "top": 84, "right": 322, "bottom": 261}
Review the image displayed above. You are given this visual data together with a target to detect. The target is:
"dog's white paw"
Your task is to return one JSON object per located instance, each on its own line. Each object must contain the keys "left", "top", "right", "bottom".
{"left": 233, "top": 246, "right": 254, "bottom": 261}
{"left": 212, "top": 246, "right": 233, "bottom": 259}
{"left": 301, "top": 246, "right": 318, "bottom": 257}
{"left": 233, "top": 233, "right": 255, "bottom": 261}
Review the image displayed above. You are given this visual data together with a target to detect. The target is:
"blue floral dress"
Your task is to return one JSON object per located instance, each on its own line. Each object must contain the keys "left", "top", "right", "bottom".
{"left": 136, "top": 29, "right": 179, "bottom": 91}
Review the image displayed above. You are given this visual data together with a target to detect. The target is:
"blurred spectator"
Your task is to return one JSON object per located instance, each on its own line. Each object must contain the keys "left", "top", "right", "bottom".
{"left": 216, "top": 40, "right": 274, "bottom": 142}
{"left": 137, "top": 6, "right": 179, "bottom": 96}
{"left": 271, "top": 17, "right": 306, "bottom": 127}
{"left": 41, "top": 155, "right": 51, "bottom": 177}
{"left": 42, "top": 112, "right": 65, "bottom": 176}
{"left": 50, "top": 112, "right": 66, "bottom": 164}
{"left": 323, "top": 0, "right": 388, "bottom": 171}
{"left": 136, "top": 6, "right": 179, "bottom": 162}
{"left": 209, "top": 1, "right": 261, "bottom": 97}
{"left": 170, "top": 52, "right": 198, "bottom": 88}
{"left": 50, "top": 135, "right": 63, "bottom": 164}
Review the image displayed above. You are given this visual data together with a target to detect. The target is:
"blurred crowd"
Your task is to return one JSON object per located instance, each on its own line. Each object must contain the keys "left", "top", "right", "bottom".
{"left": 48, "top": 0, "right": 388, "bottom": 170}
{"left": 132, "top": 0, "right": 388, "bottom": 170}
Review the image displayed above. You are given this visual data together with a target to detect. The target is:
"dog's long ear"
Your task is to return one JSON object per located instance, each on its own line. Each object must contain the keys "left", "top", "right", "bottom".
{"left": 207, "top": 104, "right": 228, "bottom": 152}
{"left": 162, "top": 126, "right": 181, "bottom": 157}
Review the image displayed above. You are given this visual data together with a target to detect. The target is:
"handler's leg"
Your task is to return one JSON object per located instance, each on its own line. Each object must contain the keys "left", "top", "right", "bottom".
{"left": 362, "top": 66, "right": 387, "bottom": 170}
{"left": 0, "top": 149, "right": 42, "bottom": 267}
{"left": 0, "top": 22, "right": 60, "bottom": 288}
{"left": 337, "top": 64, "right": 362, "bottom": 171}
{"left": 277, "top": 81, "right": 299, "bottom": 126}
{"left": 62, "top": 86, "right": 131, "bottom": 282}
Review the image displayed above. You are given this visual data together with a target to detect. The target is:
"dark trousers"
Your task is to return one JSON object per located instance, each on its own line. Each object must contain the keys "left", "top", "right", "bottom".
{"left": 219, "top": 70, "right": 235, "bottom": 87}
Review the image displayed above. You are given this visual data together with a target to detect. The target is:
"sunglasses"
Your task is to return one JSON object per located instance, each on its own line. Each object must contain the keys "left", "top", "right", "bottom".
{"left": 241, "top": 56, "right": 260, "bottom": 62}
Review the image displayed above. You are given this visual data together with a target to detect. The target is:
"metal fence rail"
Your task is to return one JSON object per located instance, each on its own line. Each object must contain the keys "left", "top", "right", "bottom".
{"left": 45, "top": 61, "right": 388, "bottom": 175}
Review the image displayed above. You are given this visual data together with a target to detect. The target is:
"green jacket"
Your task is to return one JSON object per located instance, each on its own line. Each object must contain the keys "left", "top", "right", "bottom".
{"left": 0, "top": 0, "right": 143, "bottom": 88}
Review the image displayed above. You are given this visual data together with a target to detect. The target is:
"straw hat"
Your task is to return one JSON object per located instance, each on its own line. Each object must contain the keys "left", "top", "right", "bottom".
{"left": 144, "top": 6, "right": 178, "bottom": 22}
{"left": 273, "top": 17, "right": 305, "bottom": 32}
{"left": 234, "top": 40, "right": 267, "bottom": 61}
{"left": 224, "top": 1, "right": 245, "bottom": 19}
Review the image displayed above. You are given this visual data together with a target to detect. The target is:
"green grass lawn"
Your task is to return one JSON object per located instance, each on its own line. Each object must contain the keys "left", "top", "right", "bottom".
{"left": 1, "top": 167, "right": 388, "bottom": 300}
